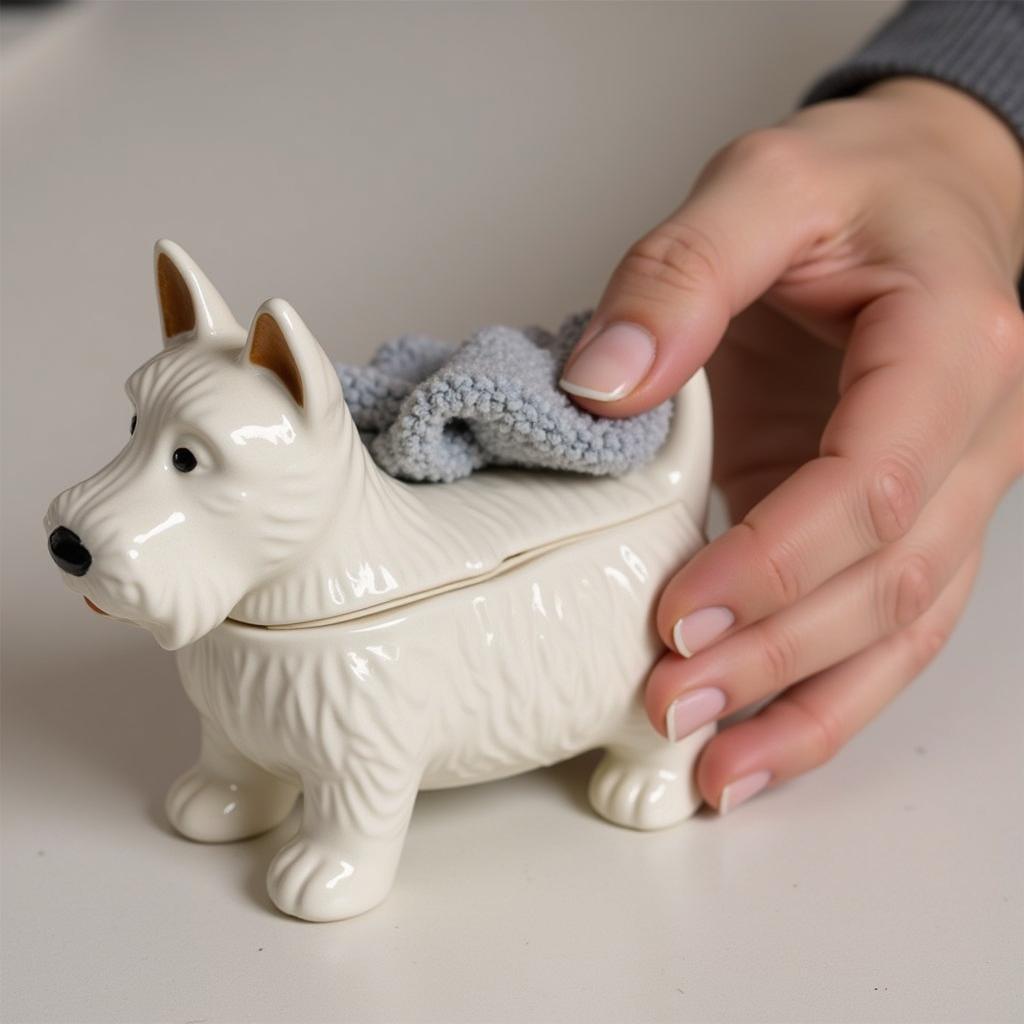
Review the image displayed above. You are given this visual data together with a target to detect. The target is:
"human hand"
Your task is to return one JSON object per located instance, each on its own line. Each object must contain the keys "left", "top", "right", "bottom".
{"left": 560, "top": 78, "right": 1024, "bottom": 814}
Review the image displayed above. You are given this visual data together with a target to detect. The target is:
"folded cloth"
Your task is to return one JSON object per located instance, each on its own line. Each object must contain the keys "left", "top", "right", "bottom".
{"left": 334, "top": 309, "right": 673, "bottom": 482}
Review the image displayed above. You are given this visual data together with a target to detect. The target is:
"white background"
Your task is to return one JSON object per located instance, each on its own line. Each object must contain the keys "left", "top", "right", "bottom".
{"left": 2, "top": 3, "right": 1021, "bottom": 1022}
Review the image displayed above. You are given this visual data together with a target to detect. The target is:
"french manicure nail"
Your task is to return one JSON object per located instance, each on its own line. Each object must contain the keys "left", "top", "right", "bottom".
{"left": 719, "top": 770, "right": 772, "bottom": 815}
{"left": 672, "top": 606, "right": 735, "bottom": 657}
{"left": 665, "top": 687, "right": 727, "bottom": 742}
{"left": 559, "top": 322, "right": 656, "bottom": 401}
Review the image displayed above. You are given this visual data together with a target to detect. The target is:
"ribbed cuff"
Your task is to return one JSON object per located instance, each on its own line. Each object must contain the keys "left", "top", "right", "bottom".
{"left": 802, "top": 1, "right": 1024, "bottom": 144}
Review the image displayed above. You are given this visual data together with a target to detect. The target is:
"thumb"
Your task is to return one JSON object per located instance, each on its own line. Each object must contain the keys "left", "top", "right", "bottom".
{"left": 559, "top": 131, "right": 829, "bottom": 417}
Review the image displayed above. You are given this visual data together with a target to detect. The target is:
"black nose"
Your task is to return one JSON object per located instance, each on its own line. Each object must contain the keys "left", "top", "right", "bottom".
{"left": 48, "top": 526, "right": 92, "bottom": 577}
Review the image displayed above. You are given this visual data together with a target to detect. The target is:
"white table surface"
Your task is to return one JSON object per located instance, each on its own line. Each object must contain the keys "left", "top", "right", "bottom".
{"left": 2, "top": 3, "right": 1021, "bottom": 1022}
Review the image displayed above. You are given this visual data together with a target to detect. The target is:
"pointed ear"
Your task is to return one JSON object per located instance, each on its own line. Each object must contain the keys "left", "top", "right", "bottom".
{"left": 240, "top": 298, "right": 342, "bottom": 418}
{"left": 154, "top": 239, "right": 241, "bottom": 346}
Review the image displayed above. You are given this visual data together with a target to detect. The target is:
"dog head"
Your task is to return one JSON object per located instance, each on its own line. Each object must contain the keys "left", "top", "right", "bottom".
{"left": 45, "top": 241, "right": 351, "bottom": 650}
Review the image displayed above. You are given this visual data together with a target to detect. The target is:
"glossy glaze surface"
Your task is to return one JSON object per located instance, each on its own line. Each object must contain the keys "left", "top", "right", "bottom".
{"left": 44, "top": 241, "right": 715, "bottom": 920}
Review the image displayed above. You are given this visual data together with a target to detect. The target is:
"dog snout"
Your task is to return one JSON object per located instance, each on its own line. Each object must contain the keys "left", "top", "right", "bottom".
{"left": 48, "top": 526, "right": 92, "bottom": 577}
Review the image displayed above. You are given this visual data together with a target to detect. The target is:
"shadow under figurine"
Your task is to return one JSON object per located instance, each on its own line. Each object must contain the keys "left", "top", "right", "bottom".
{"left": 44, "top": 240, "right": 715, "bottom": 922}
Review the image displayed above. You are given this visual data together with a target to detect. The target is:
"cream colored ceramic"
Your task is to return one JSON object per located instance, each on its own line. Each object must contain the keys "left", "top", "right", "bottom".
{"left": 44, "top": 241, "right": 714, "bottom": 921}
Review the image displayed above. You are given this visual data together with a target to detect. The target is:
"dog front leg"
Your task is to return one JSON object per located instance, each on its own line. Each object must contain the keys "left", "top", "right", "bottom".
{"left": 266, "top": 769, "right": 420, "bottom": 922}
{"left": 165, "top": 715, "right": 299, "bottom": 843}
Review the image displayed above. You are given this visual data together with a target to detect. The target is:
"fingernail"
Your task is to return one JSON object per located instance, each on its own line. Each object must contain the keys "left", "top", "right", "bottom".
{"left": 665, "top": 687, "right": 727, "bottom": 742}
{"left": 559, "top": 322, "right": 656, "bottom": 401}
{"left": 672, "top": 606, "right": 735, "bottom": 657}
{"left": 719, "top": 770, "right": 772, "bottom": 815}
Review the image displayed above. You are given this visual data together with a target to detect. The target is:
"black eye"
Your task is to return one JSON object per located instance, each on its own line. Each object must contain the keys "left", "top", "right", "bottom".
{"left": 130, "top": 414, "right": 137, "bottom": 435}
{"left": 172, "top": 447, "right": 197, "bottom": 473}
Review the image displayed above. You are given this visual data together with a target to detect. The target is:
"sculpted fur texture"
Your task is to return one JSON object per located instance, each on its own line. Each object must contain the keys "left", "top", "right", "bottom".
{"left": 45, "top": 241, "right": 715, "bottom": 921}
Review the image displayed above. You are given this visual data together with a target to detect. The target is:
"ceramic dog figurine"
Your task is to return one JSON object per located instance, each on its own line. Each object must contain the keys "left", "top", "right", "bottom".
{"left": 45, "top": 241, "right": 715, "bottom": 921}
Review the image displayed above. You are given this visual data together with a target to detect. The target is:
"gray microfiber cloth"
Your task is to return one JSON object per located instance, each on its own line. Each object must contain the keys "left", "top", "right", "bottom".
{"left": 333, "top": 309, "right": 673, "bottom": 483}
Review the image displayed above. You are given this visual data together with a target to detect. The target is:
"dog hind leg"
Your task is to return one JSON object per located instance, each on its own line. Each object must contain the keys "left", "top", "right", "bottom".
{"left": 588, "top": 699, "right": 712, "bottom": 830}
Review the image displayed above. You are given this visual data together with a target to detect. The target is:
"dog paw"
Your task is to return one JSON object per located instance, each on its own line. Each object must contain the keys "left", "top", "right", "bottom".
{"left": 266, "top": 836, "right": 399, "bottom": 922}
{"left": 165, "top": 768, "right": 297, "bottom": 843}
{"left": 588, "top": 750, "right": 703, "bottom": 831}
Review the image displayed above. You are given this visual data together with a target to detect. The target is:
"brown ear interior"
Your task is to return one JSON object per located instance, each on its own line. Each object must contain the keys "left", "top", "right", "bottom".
{"left": 249, "top": 313, "right": 304, "bottom": 407}
{"left": 156, "top": 252, "right": 197, "bottom": 338}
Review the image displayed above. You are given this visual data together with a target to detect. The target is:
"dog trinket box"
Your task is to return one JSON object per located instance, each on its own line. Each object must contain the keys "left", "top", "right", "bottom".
{"left": 45, "top": 241, "right": 715, "bottom": 921}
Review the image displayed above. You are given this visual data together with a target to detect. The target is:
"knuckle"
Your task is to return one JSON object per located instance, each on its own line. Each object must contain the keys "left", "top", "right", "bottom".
{"left": 881, "top": 552, "right": 937, "bottom": 631}
{"left": 978, "top": 294, "right": 1024, "bottom": 379}
{"left": 779, "top": 694, "right": 843, "bottom": 767}
{"left": 866, "top": 456, "right": 925, "bottom": 545}
{"left": 905, "top": 623, "right": 951, "bottom": 674}
{"left": 735, "top": 520, "right": 805, "bottom": 606}
{"left": 714, "top": 127, "right": 815, "bottom": 183}
{"left": 758, "top": 622, "right": 801, "bottom": 689}
{"left": 619, "top": 222, "right": 722, "bottom": 297}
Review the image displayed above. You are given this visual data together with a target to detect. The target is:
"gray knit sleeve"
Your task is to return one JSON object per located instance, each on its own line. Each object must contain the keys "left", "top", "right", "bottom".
{"left": 802, "top": 1, "right": 1024, "bottom": 143}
